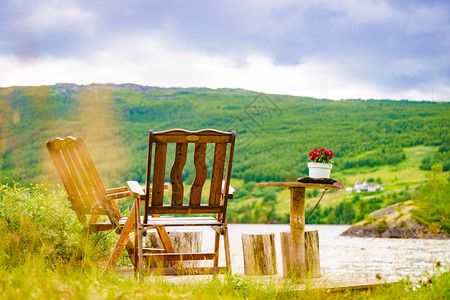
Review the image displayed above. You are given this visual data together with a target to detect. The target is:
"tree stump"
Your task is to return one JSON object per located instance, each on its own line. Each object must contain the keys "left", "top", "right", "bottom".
{"left": 241, "top": 233, "right": 277, "bottom": 275}
{"left": 280, "top": 230, "right": 320, "bottom": 277}
{"left": 146, "top": 230, "right": 202, "bottom": 267}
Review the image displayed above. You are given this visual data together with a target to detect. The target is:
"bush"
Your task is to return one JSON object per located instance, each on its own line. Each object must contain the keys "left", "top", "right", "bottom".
{"left": 421, "top": 145, "right": 450, "bottom": 171}
{"left": 0, "top": 180, "right": 117, "bottom": 267}
{"left": 263, "top": 191, "right": 277, "bottom": 202}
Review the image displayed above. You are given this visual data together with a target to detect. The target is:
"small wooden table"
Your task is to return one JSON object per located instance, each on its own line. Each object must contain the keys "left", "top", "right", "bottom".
{"left": 255, "top": 182, "right": 341, "bottom": 277}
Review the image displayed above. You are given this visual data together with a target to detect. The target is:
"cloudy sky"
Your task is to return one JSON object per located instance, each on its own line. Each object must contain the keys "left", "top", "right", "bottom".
{"left": 0, "top": 0, "right": 449, "bottom": 101}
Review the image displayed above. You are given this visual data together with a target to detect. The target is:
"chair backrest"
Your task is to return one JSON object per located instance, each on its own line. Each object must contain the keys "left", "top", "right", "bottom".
{"left": 46, "top": 136, "right": 120, "bottom": 225}
{"left": 144, "top": 129, "right": 235, "bottom": 223}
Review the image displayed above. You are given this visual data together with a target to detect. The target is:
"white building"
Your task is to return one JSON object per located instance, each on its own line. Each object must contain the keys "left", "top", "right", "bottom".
{"left": 352, "top": 181, "right": 383, "bottom": 193}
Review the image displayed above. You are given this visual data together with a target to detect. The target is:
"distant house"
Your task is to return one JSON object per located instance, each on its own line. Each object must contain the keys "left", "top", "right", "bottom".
{"left": 366, "top": 184, "right": 383, "bottom": 192}
{"left": 352, "top": 181, "right": 383, "bottom": 193}
{"left": 354, "top": 181, "right": 367, "bottom": 192}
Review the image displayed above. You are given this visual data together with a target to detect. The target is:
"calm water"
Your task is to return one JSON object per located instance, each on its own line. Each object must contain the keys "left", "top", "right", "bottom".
{"left": 166, "top": 224, "right": 450, "bottom": 280}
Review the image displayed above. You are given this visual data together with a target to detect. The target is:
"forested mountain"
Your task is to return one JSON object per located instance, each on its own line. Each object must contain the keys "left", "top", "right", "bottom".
{"left": 1, "top": 83, "right": 448, "bottom": 187}
{"left": 1, "top": 83, "right": 449, "bottom": 227}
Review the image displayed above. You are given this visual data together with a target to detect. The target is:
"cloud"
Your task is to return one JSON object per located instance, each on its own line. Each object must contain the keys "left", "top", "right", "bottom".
{"left": 0, "top": 0, "right": 449, "bottom": 101}
{"left": 1, "top": 32, "right": 446, "bottom": 101}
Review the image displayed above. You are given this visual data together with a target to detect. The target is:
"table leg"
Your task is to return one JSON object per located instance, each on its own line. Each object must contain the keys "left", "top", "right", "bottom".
{"left": 289, "top": 187, "right": 306, "bottom": 277}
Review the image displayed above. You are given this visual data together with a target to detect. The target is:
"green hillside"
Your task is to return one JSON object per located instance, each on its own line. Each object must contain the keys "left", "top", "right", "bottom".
{"left": 1, "top": 83, "right": 449, "bottom": 224}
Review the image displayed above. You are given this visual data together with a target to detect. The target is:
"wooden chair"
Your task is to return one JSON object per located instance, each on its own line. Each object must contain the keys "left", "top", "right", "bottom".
{"left": 46, "top": 136, "right": 173, "bottom": 271}
{"left": 127, "top": 129, "right": 236, "bottom": 275}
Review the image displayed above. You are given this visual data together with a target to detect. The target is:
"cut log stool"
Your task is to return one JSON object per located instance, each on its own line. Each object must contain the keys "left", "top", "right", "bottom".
{"left": 242, "top": 233, "right": 277, "bottom": 275}
{"left": 280, "top": 230, "right": 320, "bottom": 277}
{"left": 146, "top": 231, "right": 202, "bottom": 268}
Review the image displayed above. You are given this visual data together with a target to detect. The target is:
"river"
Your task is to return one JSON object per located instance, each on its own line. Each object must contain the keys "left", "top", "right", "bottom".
{"left": 166, "top": 224, "right": 450, "bottom": 281}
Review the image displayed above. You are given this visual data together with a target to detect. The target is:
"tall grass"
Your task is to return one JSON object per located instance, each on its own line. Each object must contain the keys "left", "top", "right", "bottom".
{"left": 0, "top": 178, "right": 117, "bottom": 268}
{"left": 0, "top": 178, "right": 448, "bottom": 299}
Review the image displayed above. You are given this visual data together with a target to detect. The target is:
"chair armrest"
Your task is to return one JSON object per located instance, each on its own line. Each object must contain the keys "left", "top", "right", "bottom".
{"left": 228, "top": 185, "right": 235, "bottom": 199}
{"left": 222, "top": 181, "right": 235, "bottom": 199}
{"left": 105, "top": 186, "right": 131, "bottom": 200}
{"left": 126, "top": 181, "right": 171, "bottom": 200}
{"left": 106, "top": 186, "right": 128, "bottom": 194}
{"left": 127, "top": 181, "right": 145, "bottom": 199}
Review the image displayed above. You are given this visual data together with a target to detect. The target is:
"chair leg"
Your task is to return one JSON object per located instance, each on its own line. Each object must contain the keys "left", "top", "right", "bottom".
{"left": 213, "top": 231, "right": 220, "bottom": 267}
{"left": 135, "top": 199, "right": 144, "bottom": 277}
{"left": 104, "top": 205, "right": 137, "bottom": 272}
{"left": 124, "top": 238, "right": 136, "bottom": 267}
{"left": 223, "top": 225, "right": 231, "bottom": 273}
{"left": 155, "top": 225, "right": 174, "bottom": 253}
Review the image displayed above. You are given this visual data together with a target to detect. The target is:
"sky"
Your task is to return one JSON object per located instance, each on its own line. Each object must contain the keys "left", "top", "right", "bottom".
{"left": 0, "top": 0, "right": 449, "bottom": 101}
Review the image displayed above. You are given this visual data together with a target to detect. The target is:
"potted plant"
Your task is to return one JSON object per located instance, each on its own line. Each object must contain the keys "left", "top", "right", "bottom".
{"left": 308, "top": 148, "right": 333, "bottom": 178}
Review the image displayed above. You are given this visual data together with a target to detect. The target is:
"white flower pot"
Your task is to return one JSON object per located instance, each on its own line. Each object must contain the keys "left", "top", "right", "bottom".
{"left": 308, "top": 162, "right": 332, "bottom": 178}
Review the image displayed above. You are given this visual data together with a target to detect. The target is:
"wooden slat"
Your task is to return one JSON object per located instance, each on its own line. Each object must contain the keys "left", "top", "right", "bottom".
{"left": 76, "top": 138, "right": 121, "bottom": 222}
{"left": 154, "top": 135, "right": 231, "bottom": 144}
{"left": 76, "top": 138, "right": 121, "bottom": 221}
{"left": 75, "top": 138, "right": 117, "bottom": 216}
{"left": 142, "top": 248, "right": 165, "bottom": 254}
{"left": 144, "top": 132, "right": 154, "bottom": 224}
{"left": 68, "top": 147, "right": 101, "bottom": 207}
{"left": 219, "top": 132, "right": 235, "bottom": 223}
{"left": 49, "top": 137, "right": 77, "bottom": 151}
{"left": 223, "top": 132, "right": 235, "bottom": 201}
{"left": 75, "top": 138, "right": 107, "bottom": 195}
{"left": 47, "top": 144, "right": 86, "bottom": 223}
{"left": 152, "top": 142, "right": 167, "bottom": 206}
{"left": 146, "top": 205, "right": 224, "bottom": 215}
{"left": 60, "top": 148, "right": 92, "bottom": 208}
{"left": 153, "top": 129, "right": 233, "bottom": 144}
{"left": 209, "top": 143, "right": 227, "bottom": 205}
{"left": 143, "top": 266, "right": 225, "bottom": 276}
{"left": 106, "top": 186, "right": 128, "bottom": 193}
{"left": 104, "top": 191, "right": 131, "bottom": 200}
{"left": 190, "top": 143, "right": 207, "bottom": 206}
{"left": 143, "top": 252, "right": 216, "bottom": 261}
{"left": 144, "top": 215, "right": 222, "bottom": 226}
{"left": 170, "top": 143, "right": 187, "bottom": 206}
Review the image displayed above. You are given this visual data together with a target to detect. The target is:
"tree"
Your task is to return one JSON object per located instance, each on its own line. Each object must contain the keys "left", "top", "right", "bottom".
{"left": 412, "top": 165, "right": 450, "bottom": 233}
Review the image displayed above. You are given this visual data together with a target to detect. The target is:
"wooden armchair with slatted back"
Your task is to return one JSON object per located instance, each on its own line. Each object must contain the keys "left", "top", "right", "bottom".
{"left": 127, "top": 129, "right": 236, "bottom": 275}
{"left": 46, "top": 136, "right": 173, "bottom": 271}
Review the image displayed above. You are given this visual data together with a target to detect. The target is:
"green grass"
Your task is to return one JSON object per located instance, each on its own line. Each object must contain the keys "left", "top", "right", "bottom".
{"left": 335, "top": 146, "right": 436, "bottom": 187}
{"left": 1, "top": 263, "right": 448, "bottom": 299}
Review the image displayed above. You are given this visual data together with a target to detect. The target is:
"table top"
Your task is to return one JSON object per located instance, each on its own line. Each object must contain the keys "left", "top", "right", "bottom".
{"left": 255, "top": 182, "right": 342, "bottom": 190}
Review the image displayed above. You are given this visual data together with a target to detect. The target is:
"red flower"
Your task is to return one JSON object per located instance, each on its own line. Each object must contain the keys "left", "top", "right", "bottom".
{"left": 308, "top": 147, "right": 334, "bottom": 163}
